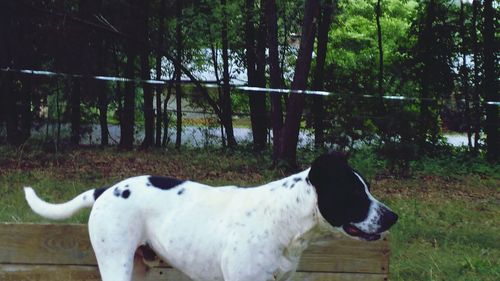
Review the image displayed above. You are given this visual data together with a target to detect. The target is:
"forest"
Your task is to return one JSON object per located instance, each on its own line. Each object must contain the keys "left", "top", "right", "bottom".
{"left": 0, "top": 0, "right": 498, "bottom": 168}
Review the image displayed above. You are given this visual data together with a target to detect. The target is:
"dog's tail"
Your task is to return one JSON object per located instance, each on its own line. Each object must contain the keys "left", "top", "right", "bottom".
{"left": 24, "top": 187, "right": 107, "bottom": 220}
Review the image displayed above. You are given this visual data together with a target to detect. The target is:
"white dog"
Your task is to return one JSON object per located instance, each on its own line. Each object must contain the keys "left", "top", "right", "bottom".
{"left": 25, "top": 152, "right": 398, "bottom": 281}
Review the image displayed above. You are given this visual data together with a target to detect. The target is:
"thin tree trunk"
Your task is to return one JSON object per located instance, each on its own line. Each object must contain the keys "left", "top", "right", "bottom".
{"left": 209, "top": 42, "right": 227, "bottom": 147}
{"left": 120, "top": 0, "right": 138, "bottom": 150}
{"left": 175, "top": 0, "right": 182, "bottom": 149}
{"left": 5, "top": 73, "right": 21, "bottom": 145}
{"left": 70, "top": 79, "right": 81, "bottom": 145}
{"left": 0, "top": 3, "right": 22, "bottom": 145}
{"left": 459, "top": 0, "right": 472, "bottom": 150}
{"left": 155, "top": 0, "right": 166, "bottom": 147}
{"left": 376, "top": 0, "right": 384, "bottom": 98}
{"left": 97, "top": 82, "right": 109, "bottom": 146}
{"left": 265, "top": 0, "right": 284, "bottom": 161}
{"left": 245, "top": 0, "right": 267, "bottom": 151}
{"left": 220, "top": 0, "right": 237, "bottom": 148}
{"left": 483, "top": 0, "right": 499, "bottom": 162}
{"left": 277, "top": 0, "right": 320, "bottom": 167}
{"left": 313, "top": 0, "right": 334, "bottom": 148}
{"left": 97, "top": 39, "right": 109, "bottom": 146}
{"left": 256, "top": 0, "right": 269, "bottom": 143}
{"left": 418, "top": 0, "right": 436, "bottom": 150}
{"left": 162, "top": 71, "right": 175, "bottom": 147}
{"left": 120, "top": 46, "right": 136, "bottom": 150}
{"left": 471, "top": 0, "right": 481, "bottom": 151}
{"left": 140, "top": 0, "right": 154, "bottom": 148}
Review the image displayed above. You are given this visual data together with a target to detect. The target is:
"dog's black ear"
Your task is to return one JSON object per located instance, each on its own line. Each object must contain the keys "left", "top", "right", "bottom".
{"left": 308, "top": 152, "right": 348, "bottom": 187}
{"left": 308, "top": 152, "right": 350, "bottom": 227}
{"left": 308, "top": 152, "right": 371, "bottom": 227}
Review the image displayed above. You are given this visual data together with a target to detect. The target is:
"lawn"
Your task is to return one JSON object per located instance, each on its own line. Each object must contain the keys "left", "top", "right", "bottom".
{"left": 0, "top": 145, "right": 498, "bottom": 280}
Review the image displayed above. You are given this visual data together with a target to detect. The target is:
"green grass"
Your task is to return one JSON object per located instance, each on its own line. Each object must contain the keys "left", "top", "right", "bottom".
{"left": 0, "top": 145, "right": 498, "bottom": 280}
{"left": 389, "top": 198, "right": 499, "bottom": 280}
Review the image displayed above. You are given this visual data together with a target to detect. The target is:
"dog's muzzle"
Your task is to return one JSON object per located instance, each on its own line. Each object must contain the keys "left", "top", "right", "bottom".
{"left": 343, "top": 207, "right": 398, "bottom": 241}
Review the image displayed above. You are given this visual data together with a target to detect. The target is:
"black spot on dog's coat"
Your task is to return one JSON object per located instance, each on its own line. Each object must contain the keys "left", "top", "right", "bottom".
{"left": 93, "top": 187, "right": 108, "bottom": 200}
{"left": 122, "top": 189, "right": 131, "bottom": 199}
{"left": 177, "top": 188, "right": 185, "bottom": 195}
{"left": 148, "top": 176, "right": 184, "bottom": 190}
{"left": 113, "top": 187, "right": 121, "bottom": 197}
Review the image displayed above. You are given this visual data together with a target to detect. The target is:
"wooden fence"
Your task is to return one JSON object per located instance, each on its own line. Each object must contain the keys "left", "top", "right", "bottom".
{"left": 0, "top": 223, "right": 390, "bottom": 281}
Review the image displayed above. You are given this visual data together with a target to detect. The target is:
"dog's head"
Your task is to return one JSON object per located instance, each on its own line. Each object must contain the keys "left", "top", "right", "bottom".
{"left": 308, "top": 152, "right": 398, "bottom": 241}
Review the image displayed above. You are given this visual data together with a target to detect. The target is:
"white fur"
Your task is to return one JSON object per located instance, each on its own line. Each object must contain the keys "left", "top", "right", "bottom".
{"left": 351, "top": 172, "right": 386, "bottom": 234}
{"left": 24, "top": 187, "right": 95, "bottom": 220}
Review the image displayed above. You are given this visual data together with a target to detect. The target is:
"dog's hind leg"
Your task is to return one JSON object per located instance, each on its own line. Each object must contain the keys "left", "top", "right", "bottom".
{"left": 88, "top": 194, "right": 145, "bottom": 281}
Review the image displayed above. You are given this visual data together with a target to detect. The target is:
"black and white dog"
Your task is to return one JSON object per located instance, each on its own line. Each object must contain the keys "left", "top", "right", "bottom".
{"left": 24, "top": 152, "right": 397, "bottom": 281}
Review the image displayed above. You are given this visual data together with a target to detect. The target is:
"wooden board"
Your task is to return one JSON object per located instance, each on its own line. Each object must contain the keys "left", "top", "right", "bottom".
{"left": 0, "top": 223, "right": 389, "bottom": 280}
{"left": 0, "top": 265, "right": 387, "bottom": 281}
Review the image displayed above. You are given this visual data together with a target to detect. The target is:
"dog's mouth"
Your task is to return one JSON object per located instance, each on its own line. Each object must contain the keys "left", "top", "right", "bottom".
{"left": 342, "top": 224, "right": 381, "bottom": 241}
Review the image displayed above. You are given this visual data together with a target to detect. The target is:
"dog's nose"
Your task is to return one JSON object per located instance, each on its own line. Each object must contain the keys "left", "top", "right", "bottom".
{"left": 380, "top": 209, "right": 398, "bottom": 232}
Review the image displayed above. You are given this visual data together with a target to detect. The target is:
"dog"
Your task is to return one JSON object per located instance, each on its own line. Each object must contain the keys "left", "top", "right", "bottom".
{"left": 24, "top": 152, "right": 398, "bottom": 281}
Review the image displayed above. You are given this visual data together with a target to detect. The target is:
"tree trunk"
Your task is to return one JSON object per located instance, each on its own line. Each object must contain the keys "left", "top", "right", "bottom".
{"left": 209, "top": 42, "right": 227, "bottom": 147}
{"left": 0, "top": 3, "right": 22, "bottom": 145}
{"left": 97, "top": 82, "right": 109, "bottom": 146}
{"left": 175, "top": 0, "right": 183, "bottom": 149}
{"left": 163, "top": 72, "right": 175, "bottom": 147}
{"left": 418, "top": 0, "right": 437, "bottom": 150}
{"left": 256, "top": 0, "right": 269, "bottom": 143}
{"left": 375, "top": 0, "right": 384, "bottom": 98}
{"left": 70, "top": 79, "right": 81, "bottom": 145}
{"left": 459, "top": 0, "right": 472, "bottom": 150}
{"left": 140, "top": 0, "right": 154, "bottom": 148}
{"left": 471, "top": 0, "right": 481, "bottom": 152}
{"left": 312, "top": 0, "right": 334, "bottom": 148}
{"left": 220, "top": 0, "right": 237, "bottom": 148}
{"left": 4, "top": 73, "right": 21, "bottom": 145}
{"left": 97, "top": 39, "right": 109, "bottom": 147}
{"left": 120, "top": 0, "right": 138, "bottom": 150}
{"left": 20, "top": 76, "right": 32, "bottom": 142}
{"left": 265, "top": 0, "right": 284, "bottom": 161}
{"left": 245, "top": 0, "right": 267, "bottom": 151}
{"left": 374, "top": 0, "right": 387, "bottom": 136}
{"left": 120, "top": 45, "right": 137, "bottom": 150}
{"left": 276, "top": 0, "right": 320, "bottom": 167}
{"left": 155, "top": 0, "right": 166, "bottom": 147}
{"left": 70, "top": 0, "right": 94, "bottom": 146}
{"left": 483, "top": 0, "right": 499, "bottom": 162}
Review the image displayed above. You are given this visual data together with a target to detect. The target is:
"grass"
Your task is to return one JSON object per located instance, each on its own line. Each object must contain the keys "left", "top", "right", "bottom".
{"left": 0, "top": 144, "right": 498, "bottom": 280}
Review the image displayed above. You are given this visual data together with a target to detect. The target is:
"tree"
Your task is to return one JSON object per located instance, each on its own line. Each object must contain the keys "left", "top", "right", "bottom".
{"left": 140, "top": 0, "right": 155, "bottom": 148}
{"left": 375, "top": 0, "right": 384, "bottom": 98}
{"left": 275, "top": 0, "right": 320, "bottom": 167}
{"left": 155, "top": 0, "right": 166, "bottom": 147}
{"left": 95, "top": 0, "right": 110, "bottom": 147}
{"left": 120, "top": 0, "right": 139, "bottom": 150}
{"left": 0, "top": 1, "right": 17, "bottom": 145}
{"left": 174, "top": 0, "right": 183, "bottom": 150}
{"left": 415, "top": 0, "right": 454, "bottom": 151}
{"left": 265, "top": 0, "right": 284, "bottom": 161}
{"left": 312, "top": 0, "right": 335, "bottom": 148}
{"left": 459, "top": 0, "right": 472, "bottom": 150}
{"left": 69, "top": 0, "right": 94, "bottom": 146}
{"left": 470, "top": 0, "right": 481, "bottom": 152}
{"left": 483, "top": 0, "right": 499, "bottom": 162}
{"left": 220, "top": 0, "right": 237, "bottom": 148}
{"left": 245, "top": 0, "right": 268, "bottom": 151}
